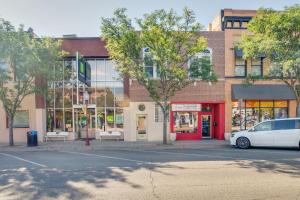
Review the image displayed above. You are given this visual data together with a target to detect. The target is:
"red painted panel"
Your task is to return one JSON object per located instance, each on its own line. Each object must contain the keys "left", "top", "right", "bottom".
{"left": 170, "top": 102, "right": 226, "bottom": 141}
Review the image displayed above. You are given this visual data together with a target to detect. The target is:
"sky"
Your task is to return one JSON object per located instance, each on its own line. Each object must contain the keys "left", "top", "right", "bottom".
{"left": 0, "top": 0, "right": 299, "bottom": 37}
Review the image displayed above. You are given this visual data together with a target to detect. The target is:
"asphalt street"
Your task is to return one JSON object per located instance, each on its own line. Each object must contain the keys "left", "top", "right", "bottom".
{"left": 0, "top": 146, "right": 300, "bottom": 200}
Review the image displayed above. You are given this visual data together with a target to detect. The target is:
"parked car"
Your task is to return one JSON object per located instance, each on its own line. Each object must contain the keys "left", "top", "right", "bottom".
{"left": 230, "top": 118, "right": 300, "bottom": 149}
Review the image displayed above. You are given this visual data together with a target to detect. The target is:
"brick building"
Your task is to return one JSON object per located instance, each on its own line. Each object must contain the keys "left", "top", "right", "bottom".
{"left": 0, "top": 9, "right": 296, "bottom": 143}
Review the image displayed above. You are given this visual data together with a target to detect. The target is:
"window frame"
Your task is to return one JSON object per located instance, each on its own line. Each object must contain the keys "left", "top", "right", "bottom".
{"left": 251, "top": 57, "right": 263, "bottom": 76}
{"left": 234, "top": 56, "right": 247, "bottom": 77}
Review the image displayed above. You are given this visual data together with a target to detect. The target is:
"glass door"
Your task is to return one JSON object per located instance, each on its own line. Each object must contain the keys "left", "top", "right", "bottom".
{"left": 73, "top": 105, "right": 97, "bottom": 139}
{"left": 201, "top": 115, "right": 212, "bottom": 138}
{"left": 136, "top": 115, "right": 147, "bottom": 141}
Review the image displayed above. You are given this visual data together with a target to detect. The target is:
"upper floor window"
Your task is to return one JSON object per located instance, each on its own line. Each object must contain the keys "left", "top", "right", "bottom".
{"left": 143, "top": 47, "right": 159, "bottom": 78}
{"left": 233, "top": 21, "right": 240, "bottom": 28}
{"left": 223, "top": 16, "right": 252, "bottom": 30}
{"left": 251, "top": 58, "right": 263, "bottom": 76}
{"left": 234, "top": 56, "right": 246, "bottom": 77}
{"left": 189, "top": 48, "right": 212, "bottom": 78}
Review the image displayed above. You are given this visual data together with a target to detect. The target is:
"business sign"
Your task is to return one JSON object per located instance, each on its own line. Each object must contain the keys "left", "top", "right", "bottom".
{"left": 77, "top": 58, "right": 91, "bottom": 87}
{"left": 172, "top": 104, "right": 201, "bottom": 111}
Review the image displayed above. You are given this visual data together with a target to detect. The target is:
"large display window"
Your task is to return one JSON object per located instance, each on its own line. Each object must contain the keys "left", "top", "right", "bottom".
{"left": 173, "top": 112, "right": 198, "bottom": 134}
{"left": 232, "top": 100, "right": 288, "bottom": 131}
{"left": 46, "top": 58, "right": 125, "bottom": 133}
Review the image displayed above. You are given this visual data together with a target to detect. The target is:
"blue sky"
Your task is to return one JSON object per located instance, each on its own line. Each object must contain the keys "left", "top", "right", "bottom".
{"left": 0, "top": 0, "right": 298, "bottom": 37}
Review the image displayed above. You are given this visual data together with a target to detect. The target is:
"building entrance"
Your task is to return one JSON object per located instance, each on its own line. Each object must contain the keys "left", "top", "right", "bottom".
{"left": 73, "top": 104, "right": 97, "bottom": 139}
{"left": 170, "top": 102, "right": 224, "bottom": 140}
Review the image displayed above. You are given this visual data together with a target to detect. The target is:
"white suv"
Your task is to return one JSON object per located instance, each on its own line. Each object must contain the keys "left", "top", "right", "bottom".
{"left": 230, "top": 118, "right": 300, "bottom": 149}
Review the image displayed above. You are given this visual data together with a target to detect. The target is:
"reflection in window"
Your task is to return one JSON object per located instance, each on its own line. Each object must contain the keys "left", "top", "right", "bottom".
{"left": 260, "top": 108, "right": 274, "bottom": 122}
{"left": 232, "top": 107, "right": 245, "bottom": 131}
{"left": 173, "top": 112, "right": 198, "bottom": 133}
{"left": 47, "top": 58, "right": 125, "bottom": 133}
{"left": 235, "top": 57, "right": 246, "bottom": 76}
{"left": 12, "top": 111, "right": 30, "bottom": 128}
{"left": 232, "top": 100, "right": 289, "bottom": 131}
{"left": 106, "top": 108, "right": 115, "bottom": 131}
{"left": 251, "top": 58, "right": 262, "bottom": 76}
{"left": 65, "top": 109, "right": 73, "bottom": 132}
{"left": 254, "top": 121, "right": 272, "bottom": 131}
{"left": 245, "top": 108, "right": 259, "bottom": 129}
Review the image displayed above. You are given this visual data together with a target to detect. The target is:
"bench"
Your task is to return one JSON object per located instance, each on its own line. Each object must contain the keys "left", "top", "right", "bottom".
{"left": 45, "top": 132, "right": 69, "bottom": 142}
{"left": 95, "top": 131, "right": 122, "bottom": 141}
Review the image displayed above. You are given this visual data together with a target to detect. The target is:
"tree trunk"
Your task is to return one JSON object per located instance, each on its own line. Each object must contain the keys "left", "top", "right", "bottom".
{"left": 8, "top": 115, "right": 14, "bottom": 146}
{"left": 162, "top": 110, "right": 168, "bottom": 145}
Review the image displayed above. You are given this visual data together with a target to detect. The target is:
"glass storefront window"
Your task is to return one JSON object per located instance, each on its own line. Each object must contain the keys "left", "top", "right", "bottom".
{"left": 64, "top": 109, "right": 73, "bottom": 132}
{"left": 47, "top": 58, "right": 125, "bottom": 134}
{"left": 54, "top": 109, "right": 64, "bottom": 131}
{"left": 54, "top": 85, "right": 63, "bottom": 108}
{"left": 260, "top": 101, "right": 273, "bottom": 107}
{"left": 116, "top": 108, "right": 124, "bottom": 130}
{"left": 232, "top": 107, "right": 245, "bottom": 131}
{"left": 245, "top": 108, "right": 259, "bottom": 129}
{"left": 260, "top": 108, "right": 274, "bottom": 122}
{"left": 232, "top": 100, "right": 288, "bottom": 131}
{"left": 246, "top": 100, "right": 259, "bottom": 108}
{"left": 274, "top": 101, "right": 288, "bottom": 107}
{"left": 97, "top": 108, "right": 105, "bottom": 131}
{"left": 173, "top": 112, "right": 198, "bottom": 134}
{"left": 106, "top": 108, "right": 115, "bottom": 131}
{"left": 47, "top": 109, "right": 54, "bottom": 132}
{"left": 274, "top": 108, "right": 288, "bottom": 119}
{"left": 96, "top": 59, "right": 106, "bottom": 81}
{"left": 64, "top": 87, "right": 73, "bottom": 108}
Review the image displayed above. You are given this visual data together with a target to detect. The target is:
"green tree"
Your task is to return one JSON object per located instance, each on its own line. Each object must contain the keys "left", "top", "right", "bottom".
{"left": 0, "top": 19, "right": 64, "bottom": 146}
{"left": 239, "top": 5, "right": 300, "bottom": 116}
{"left": 101, "top": 8, "right": 217, "bottom": 144}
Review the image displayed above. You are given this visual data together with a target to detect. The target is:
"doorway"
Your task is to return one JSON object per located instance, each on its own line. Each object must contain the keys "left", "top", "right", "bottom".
{"left": 136, "top": 115, "right": 147, "bottom": 141}
{"left": 201, "top": 115, "right": 212, "bottom": 138}
{"left": 73, "top": 104, "right": 97, "bottom": 139}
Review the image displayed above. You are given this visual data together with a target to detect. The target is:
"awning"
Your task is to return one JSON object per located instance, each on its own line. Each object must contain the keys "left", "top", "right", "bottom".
{"left": 231, "top": 84, "right": 296, "bottom": 100}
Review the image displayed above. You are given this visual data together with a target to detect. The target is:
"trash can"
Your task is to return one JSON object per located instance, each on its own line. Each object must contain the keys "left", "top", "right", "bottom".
{"left": 27, "top": 130, "right": 38, "bottom": 147}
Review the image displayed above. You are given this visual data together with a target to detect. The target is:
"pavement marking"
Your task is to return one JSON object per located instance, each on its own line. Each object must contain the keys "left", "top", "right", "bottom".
{"left": 59, "top": 150, "right": 153, "bottom": 164}
{"left": 0, "top": 153, "right": 47, "bottom": 168}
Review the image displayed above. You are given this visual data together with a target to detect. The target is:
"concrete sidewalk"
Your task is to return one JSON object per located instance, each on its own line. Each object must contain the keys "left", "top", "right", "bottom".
{"left": 0, "top": 139, "right": 230, "bottom": 152}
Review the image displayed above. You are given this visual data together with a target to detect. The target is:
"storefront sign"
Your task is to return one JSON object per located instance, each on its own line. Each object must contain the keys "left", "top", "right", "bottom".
{"left": 78, "top": 58, "right": 91, "bottom": 87}
{"left": 172, "top": 104, "right": 201, "bottom": 111}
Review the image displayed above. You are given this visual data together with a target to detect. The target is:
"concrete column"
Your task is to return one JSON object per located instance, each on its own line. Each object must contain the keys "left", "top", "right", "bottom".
{"left": 35, "top": 109, "right": 46, "bottom": 142}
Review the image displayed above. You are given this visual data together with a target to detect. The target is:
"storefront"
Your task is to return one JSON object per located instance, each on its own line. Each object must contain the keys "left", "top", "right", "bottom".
{"left": 230, "top": 84, "right": 296, "bottom": 132}
{"left": 170, "top": 102, "right": 225, "bottom": 140}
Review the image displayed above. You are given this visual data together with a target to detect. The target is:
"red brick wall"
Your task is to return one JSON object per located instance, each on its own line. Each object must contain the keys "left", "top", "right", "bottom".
{"left": 129, "top": 31, "right": 225, "bottom": 102}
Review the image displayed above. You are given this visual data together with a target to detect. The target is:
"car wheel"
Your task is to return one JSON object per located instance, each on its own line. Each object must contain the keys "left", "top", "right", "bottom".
{"left": 236, "top": 137, "right": 251, "bottom": 149}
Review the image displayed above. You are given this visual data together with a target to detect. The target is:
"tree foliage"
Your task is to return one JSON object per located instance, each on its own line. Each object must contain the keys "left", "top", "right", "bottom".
{"left": 0, "top": 18, "right": 64, "bottom": 145}
{"left": 239, "top": 5, "right": 300, "bottom": 115}
{"left": 101, "top": 8, "right": 217, "bottom": 144}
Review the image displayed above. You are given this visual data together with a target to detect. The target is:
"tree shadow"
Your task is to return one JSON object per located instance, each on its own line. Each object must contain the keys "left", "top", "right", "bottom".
{"left": 0, "top": 160, "right": 181, "bottom": 199}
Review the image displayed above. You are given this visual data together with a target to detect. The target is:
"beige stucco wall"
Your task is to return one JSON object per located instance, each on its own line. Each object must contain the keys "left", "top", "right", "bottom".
{"left": 0, "top": 94, "right": 45, "bottom": 144}
{"left": 124, "top": 102, "right": 170, "bottom": 142}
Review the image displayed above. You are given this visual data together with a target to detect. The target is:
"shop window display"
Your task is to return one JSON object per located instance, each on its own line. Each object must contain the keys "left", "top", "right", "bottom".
{"left": 232, "top": 100, "right": 288, "bottom": 131}
{"left": 173, "top": 112, "right": 198, "bottom": 133}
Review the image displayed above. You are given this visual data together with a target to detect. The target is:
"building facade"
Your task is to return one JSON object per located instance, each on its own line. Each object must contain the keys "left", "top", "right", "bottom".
{"left": 209, "top": 9, "right": 297, "bottom": 139}
{"left": 0, "top": 9, "right": 297, "bottom": 143}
